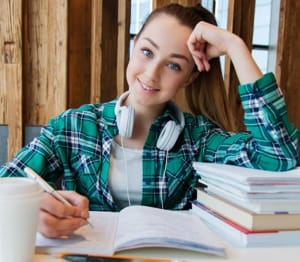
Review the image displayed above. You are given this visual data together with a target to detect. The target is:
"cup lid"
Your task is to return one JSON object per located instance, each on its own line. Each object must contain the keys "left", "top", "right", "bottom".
{"left": 0, "top": 177, "right": 41, "bottom": 196}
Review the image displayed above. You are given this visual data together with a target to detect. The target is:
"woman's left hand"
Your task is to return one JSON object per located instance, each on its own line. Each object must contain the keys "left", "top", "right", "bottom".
{"left": 187, "top": 21, "right": 240, "bottom": 72}
{"left": 187, "top": 21, "right": 262, "bottom": 84}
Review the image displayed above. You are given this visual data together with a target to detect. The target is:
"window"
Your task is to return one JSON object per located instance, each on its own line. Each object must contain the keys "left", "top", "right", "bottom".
{"left": 252, "top": 0, "right": 272, "bottom": 73}
{"left": 130, "top": 0, "right": 152, "bottom": 55}
{"left": 130, "top": 0, "right": 152, "bottom": 35}
{"left": 207, "top": 0, "right": 277, "bottom": 74}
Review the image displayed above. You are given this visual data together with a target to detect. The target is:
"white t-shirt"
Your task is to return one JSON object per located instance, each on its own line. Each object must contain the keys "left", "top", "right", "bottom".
{"left": 108, "top": 139, "right": 143, "bottom": 208}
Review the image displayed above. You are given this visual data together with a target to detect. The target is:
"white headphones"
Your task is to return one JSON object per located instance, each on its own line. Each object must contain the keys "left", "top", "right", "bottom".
{"left": 115, "top": 91, "right": 185, "bottom": 151}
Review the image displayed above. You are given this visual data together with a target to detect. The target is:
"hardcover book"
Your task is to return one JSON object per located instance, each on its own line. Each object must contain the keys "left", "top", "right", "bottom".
{"left": 191, "top": 200, "right": 300, "bottom": 247}
{"left": 196, "top": 188, "right": 300, "bottom": 230}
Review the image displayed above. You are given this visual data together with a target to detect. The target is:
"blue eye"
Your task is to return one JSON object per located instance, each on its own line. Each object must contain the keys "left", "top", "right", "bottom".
{"left": 142, "top": 48, "right": 153, "bottom": 58}
{"left": 168, "top": 63, "right": 181, "bottom": 71}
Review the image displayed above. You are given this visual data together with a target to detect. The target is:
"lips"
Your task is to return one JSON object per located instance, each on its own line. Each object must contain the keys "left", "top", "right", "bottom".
{"left": 138, "top": 79, "right": 159, "bottom": 92}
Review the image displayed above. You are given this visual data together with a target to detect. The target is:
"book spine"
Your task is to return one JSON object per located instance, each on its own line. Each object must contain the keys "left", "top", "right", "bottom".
{"left": 191, "top": 201, "right": 279, "bottom": 247}
{"left": 191, "top": 202, "right": 248, "bottom": 247}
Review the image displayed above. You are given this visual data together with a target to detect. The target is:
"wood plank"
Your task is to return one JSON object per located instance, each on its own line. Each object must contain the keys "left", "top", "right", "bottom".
{"left": 68, "top": 0, "right": 91, "bottom": 108}
{"left": 225, "top": 0, "right": 255, "bottom": 130}
{"left": 23, "top": 0, "right": 67, "bottom": 125}
{"left": 116, "top": 0, "right": 131, "bottom": 96}
{"left": 6, "top": 65, "right": 23, "bottom": 159}
{"left": 48, "top": 0, "right": 68, "bottom": 115}
{"left": 0, "top": 0, "right": 23, "bottom": 159}
{"left": 0, "top": 62, "right": 6, "bottom": 123}
{"left": 101, "top": 0, "right": 119, "bottom": 102}
{"left": 0, "top": 1, "right": 20, "bottom": 125}
{"left": 91, "top": 0, "right": 119, "bottom": 103}
{"left": 276, "top": 0, "right": 300, "bottom": 130}
{"left": 0, "top": 12, "right": 7, "bottom": 124}
{"left": 90, "top": 0, "right": 103, "bottom": 103}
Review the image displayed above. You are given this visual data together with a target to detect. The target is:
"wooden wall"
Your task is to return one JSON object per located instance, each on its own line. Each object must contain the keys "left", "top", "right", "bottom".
{"left": 0, "top": 0, "right": 300, "bottom": 162}
{"left": 225, "top": 0, "right": 255, "bottom": 130}
{"left": 0, "top": 0, "right": 131, "bottom": 160}
{"left": 276, "top": 0, "right": 300, "bottom": 129}
{"left": 1, "top": 0, "right": 23, "bottom": 159}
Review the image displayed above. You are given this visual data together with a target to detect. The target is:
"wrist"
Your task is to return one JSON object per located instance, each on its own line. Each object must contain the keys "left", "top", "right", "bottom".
{"left": 226, "top": 34, "right": 247, "bottom": 58}
{"left": 226, "top": 34, "right": 262, "bottom": 84}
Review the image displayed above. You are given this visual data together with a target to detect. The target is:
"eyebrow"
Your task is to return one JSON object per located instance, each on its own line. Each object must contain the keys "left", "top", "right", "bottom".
{"left": 142, "top": 37, "right": 190, "bottom": 63}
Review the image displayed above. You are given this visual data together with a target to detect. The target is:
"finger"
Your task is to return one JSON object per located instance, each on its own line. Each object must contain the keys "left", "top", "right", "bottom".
{"left": 202, "top": 57, "right": 211, "bottom": 72}
{"left": 59, "top": 190, "right": 89, "bottom": 209}
{"left": 38, "top": 210, "right": 87, "bottom": 238}
{"left": 187, "top": 36, "right": 203, "bottom": 56}
{"left": 187, "top": 35, "right": 211, "bottom": 72}
{"left": 193, "top": 56, "right": 204, "bottom": 72}
{"left": 40, "top": 192, "right": 87, "bottom": 220}
{"left": 58, "top": 190, "right": 90, "bottom": 218}
{"left": 191, "top": 52, "right": 210, "bottom": 72}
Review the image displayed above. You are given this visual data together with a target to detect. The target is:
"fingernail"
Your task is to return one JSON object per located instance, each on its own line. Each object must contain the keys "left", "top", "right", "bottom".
{"left": 80, "top": 220, "right": 87, "bottom": 226}
{"left": 80, "top": 211, "right": 88, "bottom": 218}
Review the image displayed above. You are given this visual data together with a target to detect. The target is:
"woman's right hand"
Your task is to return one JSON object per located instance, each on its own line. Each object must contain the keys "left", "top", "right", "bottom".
{"left": 37, "top": 190, "right": 90, "bottom": 238}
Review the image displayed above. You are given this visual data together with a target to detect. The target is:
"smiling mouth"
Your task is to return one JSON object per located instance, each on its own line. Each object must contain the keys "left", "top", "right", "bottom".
{"left": 138, "top": 79, "right": 159, "bottom": 92}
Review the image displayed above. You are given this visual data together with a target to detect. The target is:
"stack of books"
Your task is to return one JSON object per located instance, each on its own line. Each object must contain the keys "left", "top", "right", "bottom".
{"left": 191, "top": 162, "right": 300, "bottom": 247}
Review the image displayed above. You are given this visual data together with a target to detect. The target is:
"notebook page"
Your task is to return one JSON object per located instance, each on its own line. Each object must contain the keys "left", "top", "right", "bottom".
{"left": 114, "top": 205, "right": 225, "bottom": 256}
{"left": 35, "top": 211, "right": 118, "bottom": 255}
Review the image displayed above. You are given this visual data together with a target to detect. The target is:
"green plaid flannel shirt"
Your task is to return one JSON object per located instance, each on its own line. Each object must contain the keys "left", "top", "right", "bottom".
{"left": 0, "top": 73, "right": 298, "bottom": 211}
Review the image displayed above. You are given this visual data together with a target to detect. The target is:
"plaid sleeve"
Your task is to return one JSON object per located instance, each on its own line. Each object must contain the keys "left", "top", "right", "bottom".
{"left": 203, "top": 73, "right": 299, "bottom": 171}
{"left": 239, "top": 73, "right": 296, "bottom": 143}
{"left": 0, "top": 121, "right": 63, "bottom": 188}
{"left": 239, "top": 73, "right": 298, "bottom": 168}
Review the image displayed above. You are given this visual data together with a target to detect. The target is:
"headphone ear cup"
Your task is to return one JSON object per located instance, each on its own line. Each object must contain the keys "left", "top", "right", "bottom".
{"left": 117, "top": 106, "right": 134, "bottom": 138}
{"left": 157, "top": 121, "right": 181, "bottom": 151}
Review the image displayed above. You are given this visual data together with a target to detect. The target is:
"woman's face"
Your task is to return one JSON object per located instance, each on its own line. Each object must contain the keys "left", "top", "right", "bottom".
{"left": 126, "top": 14, "right": 197, "bottom": 109}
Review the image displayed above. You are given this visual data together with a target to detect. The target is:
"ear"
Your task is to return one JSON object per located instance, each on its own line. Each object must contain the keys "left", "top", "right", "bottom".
{"left": 184, "top": 71, "right": 199, "bottom": 87}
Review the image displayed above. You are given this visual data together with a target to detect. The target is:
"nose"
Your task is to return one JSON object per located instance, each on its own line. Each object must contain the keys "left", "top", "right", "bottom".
{"left": 144, "top": 61, "right": 160, "bottom": 83}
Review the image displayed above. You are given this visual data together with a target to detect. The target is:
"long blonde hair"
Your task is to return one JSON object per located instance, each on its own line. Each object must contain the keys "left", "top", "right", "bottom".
{"left": 136, "top": 4, "right": 237, "bottom": 131}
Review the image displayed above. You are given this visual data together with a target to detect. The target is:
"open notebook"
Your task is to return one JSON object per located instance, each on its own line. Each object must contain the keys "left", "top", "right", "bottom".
{"left": 36, "top": 205, "right": 226, "bottom": 257}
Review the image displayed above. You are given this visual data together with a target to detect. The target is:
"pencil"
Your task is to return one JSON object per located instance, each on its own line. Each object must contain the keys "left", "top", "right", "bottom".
{"left": 24, "top": 167, "right": 93, "bottom": 228}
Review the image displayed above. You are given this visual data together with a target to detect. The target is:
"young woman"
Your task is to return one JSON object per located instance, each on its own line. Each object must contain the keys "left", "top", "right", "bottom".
{"left": 0, "top": 4, "right": 298, "bottom": 238}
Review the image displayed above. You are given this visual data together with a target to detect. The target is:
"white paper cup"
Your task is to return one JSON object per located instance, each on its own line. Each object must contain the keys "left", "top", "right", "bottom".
{"left": 0, "top": 177, "right": 43, "bottom": 262}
